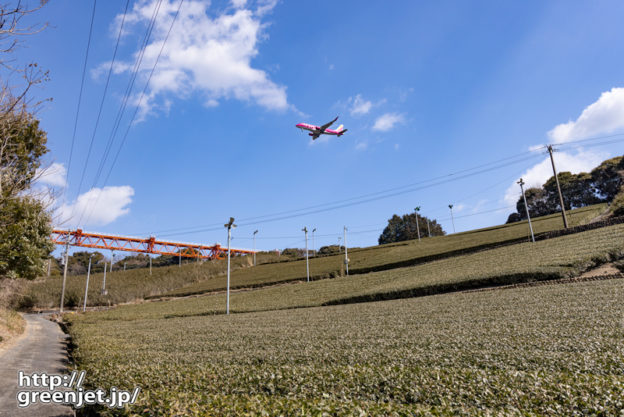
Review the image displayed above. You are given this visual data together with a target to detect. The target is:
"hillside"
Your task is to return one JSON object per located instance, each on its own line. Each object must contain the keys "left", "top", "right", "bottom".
{"left": 25, "top": 204, "right": 606, "bottom": 309}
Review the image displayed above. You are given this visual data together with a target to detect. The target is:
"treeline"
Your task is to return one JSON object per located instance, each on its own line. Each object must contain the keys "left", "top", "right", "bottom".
{"left": 379, "top": 211, "right": 445, "bottom": 244}
{"left": 507, "top": 155, "right": 624, "bottom": 223}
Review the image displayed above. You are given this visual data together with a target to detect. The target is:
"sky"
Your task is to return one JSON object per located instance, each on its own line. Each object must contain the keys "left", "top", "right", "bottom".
{"left": 16, "top": 0, "right": 624, "bottom": 254}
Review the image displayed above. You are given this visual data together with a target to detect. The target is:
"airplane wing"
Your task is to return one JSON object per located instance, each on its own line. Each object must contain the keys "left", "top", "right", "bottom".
{"left": 319, "top": 116, "right": 339, "bottom": 132}
{"left": 311, "top": 132, "right": 321, "bottom": 140}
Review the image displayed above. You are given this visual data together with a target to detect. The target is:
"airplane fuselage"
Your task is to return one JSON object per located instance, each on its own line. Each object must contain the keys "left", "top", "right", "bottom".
{"left": 296, "top": 123, "right": 345, "bottom": 136}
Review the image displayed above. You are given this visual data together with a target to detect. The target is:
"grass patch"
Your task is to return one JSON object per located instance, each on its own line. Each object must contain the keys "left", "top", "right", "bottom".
{"left": 0, "top": 308, "right": 25, "bottom": 347}
{"left": 67, "top": 277, "right": 624, "bottom": 416}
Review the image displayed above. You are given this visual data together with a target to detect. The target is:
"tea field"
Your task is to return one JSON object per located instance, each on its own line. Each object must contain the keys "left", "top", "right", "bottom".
{"left": 67, "top": 276, "right": 624, "bottom": 416}
{"left": 84, "top": 222, "right": 624, "bottom": 321}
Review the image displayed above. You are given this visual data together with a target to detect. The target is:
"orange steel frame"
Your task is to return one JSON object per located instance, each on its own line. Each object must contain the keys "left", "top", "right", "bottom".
{"left": 51, "top": 229, "right": 255, "bottom": 260}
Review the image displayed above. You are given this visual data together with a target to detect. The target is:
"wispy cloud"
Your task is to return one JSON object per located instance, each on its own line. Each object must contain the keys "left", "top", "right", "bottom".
{"left": 349, "top": 94, "right": 372, "bottom": 116}
{"left": 35, "top": 162, "right": 67, "bottom": 188}
{"left": 373, "top": 113, "right": 404, "bottom": 131}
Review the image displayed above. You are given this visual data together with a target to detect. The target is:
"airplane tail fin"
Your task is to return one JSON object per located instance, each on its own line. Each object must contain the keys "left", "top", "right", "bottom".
{"left": 336, "top": 124, "right": 344, "bottom": 132}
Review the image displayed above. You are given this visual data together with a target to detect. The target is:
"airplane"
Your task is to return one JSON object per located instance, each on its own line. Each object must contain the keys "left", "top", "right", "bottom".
{"left": 296, "top": 116, "right": 348, "bottom": 140}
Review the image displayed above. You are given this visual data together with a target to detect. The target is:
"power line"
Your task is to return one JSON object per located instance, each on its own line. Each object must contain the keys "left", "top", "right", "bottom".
{"left": 74, "top": 0, "right": 131, "bottom": 203}
{"left": 144, "top": 151, "right": 542, "bottom": 237}
{"left": 64, "top": 0, "right": 97, "bottom": 202}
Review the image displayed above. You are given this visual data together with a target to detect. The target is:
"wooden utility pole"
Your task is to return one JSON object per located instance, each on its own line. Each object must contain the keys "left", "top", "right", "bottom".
{"left": 547, "top": 145, "right": 568, "bottom": 229}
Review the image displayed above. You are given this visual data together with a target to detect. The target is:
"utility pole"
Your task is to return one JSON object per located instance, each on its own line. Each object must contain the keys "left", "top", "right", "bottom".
{"left": 101, "top": 261, "right": 108, "bottom": 295}
{"left": 427, "top": 219, "right": 431, "bottom": 237}
{"left": 414, "top": 206, "right": 421, "bottom": 242}
{"left": 59, "top": 235, "right": 70, "bottom": 313}
{"left": 518, "top": 178, "right": 535, "bottom": 243}
{"left": 83, "top": 254, "right": 93, "bottom": 312}
{"left": 547, "top": 145, "right": 569, "bottom": 229}
{"left": 302, "top": 227, "right": 310, "bottom": 282}
{"left": 312, "top": 228, "right": 316, "bottom": 257}
{"left": 225, "top": 217, "right": 236, "bottom": 315}
{"left": 253, "top": 230, "right": 258, "bottom": 266}
{"left": 111, "top": 251, "right": 115, "bottom": 272}
{"left": 448, "top": 204, "right": 456, "bottom": 233}
{"left": 343, "top": 226, "right": 349, "bottom": 276}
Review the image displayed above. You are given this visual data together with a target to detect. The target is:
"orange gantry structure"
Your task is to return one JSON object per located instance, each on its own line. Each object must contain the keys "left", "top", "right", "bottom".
{"left": 51, "top": 229, "right": 255, "bottom": 260}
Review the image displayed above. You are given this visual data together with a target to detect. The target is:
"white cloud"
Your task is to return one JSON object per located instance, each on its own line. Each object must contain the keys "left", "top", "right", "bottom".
{"left": 453, "top": 203, "right": 465, "bottom": 212}
{"left": 373, "top": 113, "right": 404, "bottom": 132}
{"left": 108, "top": 0, "right": 289, "bottom": 119}
{"left": 349, "top": 94, "right": 372, "bottom": 116}
{"left": 56, "top": 186, "right": 135, "bottom": 227}
{"left": 328, "top": 63, "right": 334, "bottom": 70}
{"left": 355, "top": 141, "right": 368, "bottom": 151}
{"left": 503, "top": 149, "right": 606, "bottom": 205}
{"left": 548, "top": 87, "right": 624, "bottom": 143}
{"left": 35, "top": 162, "right": 67, "bottom": 188}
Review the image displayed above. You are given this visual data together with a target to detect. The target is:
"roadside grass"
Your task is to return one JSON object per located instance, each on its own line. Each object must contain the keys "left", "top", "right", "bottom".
{"left": 80, "top": 222, "right": 624, "bottom": 321}
{"left": 159, "top": 204, "right": 605, "bottom": 298}
{"left": 0, "top": 308, "right": 25, "bottom": 347}
{"left": 67, "top": 277, "right": 624, "bottom": 416}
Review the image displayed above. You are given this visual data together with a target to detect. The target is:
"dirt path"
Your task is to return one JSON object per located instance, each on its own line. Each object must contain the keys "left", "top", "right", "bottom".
{"left": 0, "top": 314, "right": 74, "bottom": 416}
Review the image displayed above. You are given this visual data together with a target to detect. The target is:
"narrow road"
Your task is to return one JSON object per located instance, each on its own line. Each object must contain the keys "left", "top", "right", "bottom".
{"left": 0, "top": 314, "right": 74, "bottom": 417}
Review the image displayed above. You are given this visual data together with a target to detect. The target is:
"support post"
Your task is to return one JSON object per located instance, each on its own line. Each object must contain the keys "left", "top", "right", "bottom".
{"left": 149, "top": 256, "right": 152, "bottom": 275}
{"left": 547, "top": 145, "right": 569, "bottom": 229}
{"left": 225, "top": 217, "right": 236, "bottom": 314}
{"left": 59, "top": 237, "right": 70, "bottom": 313}
{"left": 427, "top": 219, "right": 431, "bottom": 237}
{"left": 518, "top": 178, "right": 536, "bottom": 243}
{"left": 101, "top": 262, "right": 108, "bottom": 295}
{"left": 344, "top": 226, "right": 349, "bottom": 276}
{"left": 414, "top": 207, "right": 421, "bottom": 241}
{"left": 449, "top": 204, "right": 456, "bottom": 233}
{"left": 302, "top": 227, "right": 309, "bottom": 282}
{"left": 253, "top": 230, "right": 258, "bottom": 266}
{"left": 83, "top": 255, "right": 92, "bottom": 312}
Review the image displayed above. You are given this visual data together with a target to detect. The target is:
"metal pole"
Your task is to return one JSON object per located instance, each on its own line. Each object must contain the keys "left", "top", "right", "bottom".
{"left": 101, "top": 262, "right": 107, "bottom": 295}
{"left": 414, "top": 207, "right": 421, "bottom": 241}
{"left": 302, "top": 227, "right": 309, "bottom": 282}
{"left": 83, "top": 255, "right": 92, "bottom": 312}
{"left": 449, "top": 204, "right": 456, "bottom": 233}
{"left": 547, "top": 145, "right": 569, "bottom": 229}
{"left": 518, "top": 178, "right": 536, "bottom": 243}
{"left": 225, "top": 217, "right": 236, "bottom": 315}
{"left": 253, "top": 230, "right": 258, "bottom": 266}
{"left": 59, "top": 237, "right": 70, "bottom": 313}
{"left": 344, "top": 226, "right": 349, "bottom": 276}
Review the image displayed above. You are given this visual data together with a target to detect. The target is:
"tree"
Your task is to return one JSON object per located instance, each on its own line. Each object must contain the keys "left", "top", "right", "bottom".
{"left": 0, "top": 196, "right": 53, "bottom": 278}
{"left": 378, "top": 213, "right": 445, "bottom": 244}
{"left": 591, "top": 156, "right": 624, "bottom": 201}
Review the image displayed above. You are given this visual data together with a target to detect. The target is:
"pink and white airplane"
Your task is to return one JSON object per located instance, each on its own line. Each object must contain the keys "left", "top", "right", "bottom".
{"left": 296, "top": 116, "right": 348, "bottom": 140}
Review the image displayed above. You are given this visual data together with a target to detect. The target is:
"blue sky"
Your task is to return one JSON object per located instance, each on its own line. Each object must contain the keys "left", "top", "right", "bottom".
{"left": 20, "top": 0, "right": 624, "bottom": 253}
